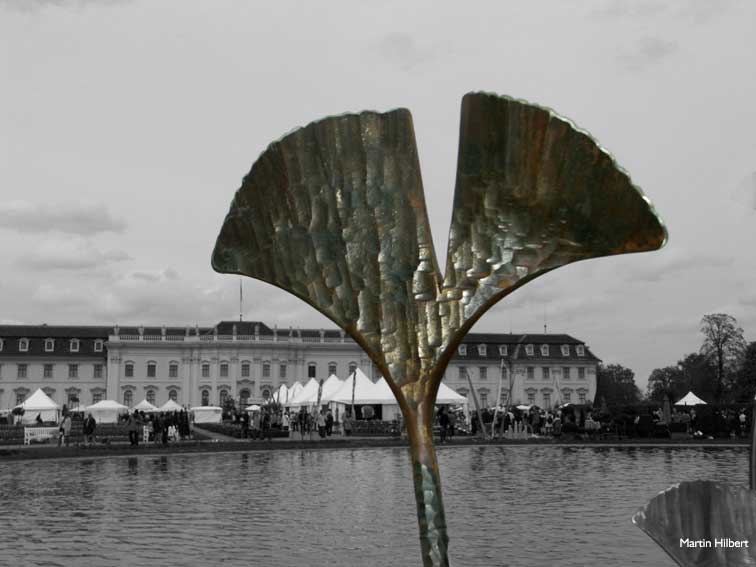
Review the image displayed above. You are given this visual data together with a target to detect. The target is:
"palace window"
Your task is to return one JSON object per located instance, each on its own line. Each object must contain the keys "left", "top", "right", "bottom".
{"left": 478, "top": 344, "right": 487, "bottom": 356}
{"left": 19, "top": 338, "right": 29, "bottom": 352}
{"left": 261, "top": 388, "right": 271, "bottom": 401}
{"left": 543, "top": 391, "right": 551, "bottom": 408}
{"left": 147, "top": 362, "right": 156, "bottom": 378}
{"left": 263, "top": 362, "right": 271, "bottom": 378}
{"left": 279, "top": 364, "right": 287, "bottom": 379}
{"left": 527, "top": 391, "right": 536, "bottom": 405}
{"left": 69, "top": 339, "right": 79, "bottom": 353}
{"left": 348, "top": 362, "right": 358, "bottom": 374}
{"left": 458, "top": 344, "right": 467, "bottom": 356}
{"left": 92, "top": 391, "right": 103, "bottom": 404}
{"left": 498, "top": 345, "right": 508, "bottom": 356}
{"left": 563, "top": 390, "right": 571, "bottom": 403}
{"left": 328, "top": 362, "right": 338, "bottom": 376}
{"left": 123, "top": 390, "right": 133, "bottom": 406}
{"left": 576, "top": 345, "right": 585, "bottom": 356}
{"left": 220, "top": 363, "right": 229, "bottom": 378}
{"left": 201, "top": 390, "right": 209, "bottom": 406}
{"left": 540, "top": 344, "right": 549, "bottom": 356}
{"left": 240, "top": 389, "right": 250, "bottom": 406}
{"left": 67, "top": 392, "right": 78, "bottom": 407}
{"left": 219, "top": 389, "right": 228, "bottom": 405}
{"left": 458, "top": 366, "right": 467, "bottom": 380}
{"left": 94, "top": 340, "right": 103, "bottom": 353}
{"left": 526, "top": 367, "right": 534, "bottom": 380}
{"left": 45, "top": 339, "right": 54, "bottom": 352}
{"left": 0, "top": 339, "right": 3, "bottom": 351}
{"left": 146, "top": 390, "right": 156, "bottom": 405}
{"left": 169, "top": 363, "right": 178, "bottom": 378}
{"left": 202, "top": 363, "right": 210, "bottom": 378}
{"left": 542, "top": 367, "right": 550, "bottom": 380}
{"left": 479, "top": 391, "right": 488, "bottom": 407}
{"left": 563, "top": 367, "right": 570, "bottom": 380}
{"left": 16, "top": 392, "right": 26, "bottom": 405}
{"left": 68, "top": 364, "right": 78, "bottom": 378}
{"left": 479, "top": 367, "right": 487, "bottom": 380}
{"left": 561, "top": 345, "right": 570, "bottom": 356}
{"left": 241, "top": 362, "right": 250, "bottom": 377}
{"left": 169, "top": 389, "right": 177, "bottom": 402}
{"left": 17, "top": 364, "right": 27, "bottom": 378}
{"left": 44, "top": 364, "right": 53, "bottom": 378}
{"left": 525, "top": 344, "right": 534, "bottom": 356}
{"left": 125, "top": 362, "right": 134, "bottom": 378}
{"left": 578, "top": 367, "right": 586, "bottom": 380}
{"left": 93, "top": 364, "right": 103, "bottom": 379}
{"left": 578, "top": 391, "right": 587, "bottom": 404}
{"left": 457, "top": 388, "right": 469, "bottom": 397}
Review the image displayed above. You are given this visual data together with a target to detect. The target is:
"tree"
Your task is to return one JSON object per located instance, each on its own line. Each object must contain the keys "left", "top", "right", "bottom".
{"left": 730, "top": 341, "right": 756, "bottom": 402}
{"left": 700, "top": 313, "right": 747, "bottom": 402}
{"left": 676, "top": 352, "right": 717, "bottom": 402}
{"left": 646, "top": 366, "right": 687, "bottom": 402}
{"left": 595, "top": 364, "right": 641, "bottom": 407}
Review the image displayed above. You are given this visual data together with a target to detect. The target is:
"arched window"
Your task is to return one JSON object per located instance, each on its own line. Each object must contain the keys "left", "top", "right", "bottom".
{"left": 147, "top": 361, "right": 156, "bottom": 378}
{"left": 348, "top": 362, "right": 357, "bottom": 374}
{"left": 169, "top": 389, "right": 177, "bottom": 402}
{"left": 307, "top": 362, "right": 316, "bottom": 379}
{"left": 261, "top": 388, "right": 271, "bottom": 400}
{"left": 123, "top": 390, "right": 133, "bottom": 407}
{"left": 69, "top": 338, "right": 80, "bottom": 353}
{"left": 201, "top": 390, "right": 210, "bottom": 406}
{"left": 146, "top": 389, "right": 156, "bottom": 405}
{"left": 169, "top": 362, "right": 179, "bottom": 378}
{"left": 328, "top": 362, "right": 337, "bottom": 376}
{"left": 240, "top": 389, "right": 250, "bottom": 406}
{"left": 125, "top": 362, "right": 134, "bottom": 378}
{"left": 219, "top": 389, "right": 228, "bottom": 405}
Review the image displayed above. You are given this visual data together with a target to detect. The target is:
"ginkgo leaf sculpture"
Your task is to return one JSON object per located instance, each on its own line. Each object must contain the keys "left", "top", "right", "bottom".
{"left": 212, "top": 91, "right": 667, "bottom": 566}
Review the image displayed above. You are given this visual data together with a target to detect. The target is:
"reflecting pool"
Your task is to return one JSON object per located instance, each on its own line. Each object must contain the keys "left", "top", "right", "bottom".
{"left": 0, "top": 446, "right": 748, "bottom": 566}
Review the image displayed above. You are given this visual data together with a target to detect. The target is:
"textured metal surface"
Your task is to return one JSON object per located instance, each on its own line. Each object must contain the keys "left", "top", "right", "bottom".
{"left": 212, "top": 92, "right": 667, "bottom": 566}
{"left": 633, "top": 481, "right": 756, "bottom": 567}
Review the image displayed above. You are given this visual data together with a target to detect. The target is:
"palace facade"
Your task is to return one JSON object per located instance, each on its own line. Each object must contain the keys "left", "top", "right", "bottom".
{"left": 0, "top": 321, "right": 600, "bottom": 410}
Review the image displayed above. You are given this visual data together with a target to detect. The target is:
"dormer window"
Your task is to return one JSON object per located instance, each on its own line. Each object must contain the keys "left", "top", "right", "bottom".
{"left": 0, "top": 338, "right": 3, "bottom": 352}
{"left": 525, "top": 344, "right": 534, "bottom": 356}
{"left": 19, "top": 338, "right": 29, "bottom": 352}
{"left": 458, "top": 344, "right": 467, "bottom": 356}
{"left": 94, "top": 340, "right": 103, "bottom": 352}
{"left": 576, "top": 345, "right": 585, "bottom": 356}
{"left": 45, "top": 339, "right": 55, "bottom": 352}
{"left": 478, "top": 344, "right": 487, "bottom": 356}
{"left": 498, "top": 345, "right": 508, "bottom": 356}
{"left": 540, "top": 344, "right": 549, "bottom": 356}
{"left": 70, "top": 339, "right": 80, "bottom": 353}
{"left": 561, "top": 345, "right": 570, "bottom": 356}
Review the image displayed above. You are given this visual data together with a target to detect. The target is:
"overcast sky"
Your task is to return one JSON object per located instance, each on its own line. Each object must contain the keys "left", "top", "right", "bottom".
{"left": 2, "top": 0, "right": 755, "bottom": 391}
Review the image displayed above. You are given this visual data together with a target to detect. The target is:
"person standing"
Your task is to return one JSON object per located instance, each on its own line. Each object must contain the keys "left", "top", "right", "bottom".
{"left": 325, "top": 409, "right": 334, "bottom": 437}
{"left": 262, "top": 410, "right": 272, "bottom": 442}
{"left": 282, "top": 411, "right": 290, "bottom": 433}
{"left": 342, "top": 410, "right": 353, "bottom": 437}
{"left": 438, "top": 407, "right": 449, "bottom": 444}
{"left": 83, "top": 413, "right": 96, "bottom": 446}
{"left": 317, "top": 410, "right": 327, "bottom": 439}
{"left": 241, "top": 410, "right": 250, "bottom": 439}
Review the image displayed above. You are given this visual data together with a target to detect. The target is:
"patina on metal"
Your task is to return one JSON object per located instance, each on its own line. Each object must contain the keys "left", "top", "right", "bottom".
{"left": 212, "top": 92, "right": 667, "bottom": 566}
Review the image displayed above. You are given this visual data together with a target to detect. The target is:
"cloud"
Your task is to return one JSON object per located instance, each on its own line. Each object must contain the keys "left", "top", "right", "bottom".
{"left": 0, "top": 201, "right": 127, "bottom": 236}
{"left": 0, "top": 0, "right": 128, "bottom": 12}
{"left": 618, "top": 36, "right": 677, "bottom": 70}
{"left": 16, "top": 236, "right": 132, "bottom": 271}
{"left": 591, "top": 0, "right": 667, "bottom": 20}
{"left": 370, "top": 32, "right": 447, "bottom": 72}
{"left": 631, "top": 247, "right": 733, "bottom": 283}
{"left": 731, "top": 171, "right": 756, "bottom": 211}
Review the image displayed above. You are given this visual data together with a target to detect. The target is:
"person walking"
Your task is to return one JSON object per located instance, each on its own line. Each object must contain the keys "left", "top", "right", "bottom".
{"left": 317, "top": 410, "right": 327, "bottom": 438}
{"left": 438, "top": 407, "right": 449, "bottom": 444}
{"left": 83, "top": 413, "right": 96, "bottom": 446}
{"left": 325, "top": 409, "right": 334, "bottom": 437}
{"left": 262, "top": 410, "right": 272, "bottom": 442}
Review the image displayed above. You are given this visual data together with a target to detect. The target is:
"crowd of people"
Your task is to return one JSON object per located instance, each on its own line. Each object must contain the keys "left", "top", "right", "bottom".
{"left": 123, "top": 410, "right": 192, "bottom": 446}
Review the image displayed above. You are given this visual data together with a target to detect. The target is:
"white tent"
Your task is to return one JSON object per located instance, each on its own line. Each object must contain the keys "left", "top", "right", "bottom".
{"left": 272, "top": 384, "right": 289, "bottom": 405}
{"left": 16, "top": 388, "right": 60, "bottom": 424}
{"left": 332, "top": 369, "right": 381, "bottom": 404}
{"left": 85, "top": 400, "right": 129, "bottom": 424}
{"left": 288, "top": 378, "right": 320, "bottom": 407}
{"left": 437, "top": 382, "right": 468, "bottom": 405}
{"left": 132, "top": 399, "right": 158, "bottom": 412}
{"left": 304, "top": 374, "right": 344, "bottom": 405}
{"left": 287, "top": 381, "right": 303, "bottom": 402}
{"left": 191, "top": 406, "right": 222, "bottom": 424}
{"left": 675, "top": 391, "right": 707, "bottom": 406}
{"left": 370, "top": 378, "right": 468, "bottom": 421}
{"left": 158, "top": 399, "right": 184, "bottom": 412}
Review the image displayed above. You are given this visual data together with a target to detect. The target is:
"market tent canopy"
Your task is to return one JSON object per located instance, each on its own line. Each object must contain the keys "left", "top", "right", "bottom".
{"left": 191, "top": 406, "right": 222, "bottom": 423}
{"left": 311, "top": 374, "right": 344, "bottom": 404}
{"left": 133, "top": 399, "right": 158, "bottom": 412}
{"left": 85, "top": 399, "right": 129, "bottom": 424}
{"left": 16, "top": 388, "right": 60, "bottom": 424}
{"left": 158, "top": 399, "right": 184, "bottom": 412}
{"left": 332, "top": 369, "right": 382, "bottom": 404}
{"left": 287, "top": 381, "right": 303, "bottom": 402}
{"left": 436, "top": 382, "right": 467, "bottom": 405}
{"left": 675, "top": 391, "right": 707, "bottom": 406}
{"left": 371, "top": 378, "right": 466, "bottom": 405}
{"left": 272, "top": 384, "right": 289, "bottom": 404}
{"left": 288, "top": 378, "right": 320, "bottom": 407}
{"left": 245, "top": 404, "right": 261, "bottom": 412}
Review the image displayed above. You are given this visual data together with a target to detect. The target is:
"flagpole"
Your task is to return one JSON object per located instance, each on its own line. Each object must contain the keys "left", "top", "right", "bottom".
{"left": 491, "top": 359, "right": 504, "bottom": 438}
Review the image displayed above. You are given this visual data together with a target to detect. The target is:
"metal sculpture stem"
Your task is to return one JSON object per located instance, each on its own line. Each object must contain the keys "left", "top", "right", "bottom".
{"left": 405, "top": 399, "right": 449, "bottom": 567}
